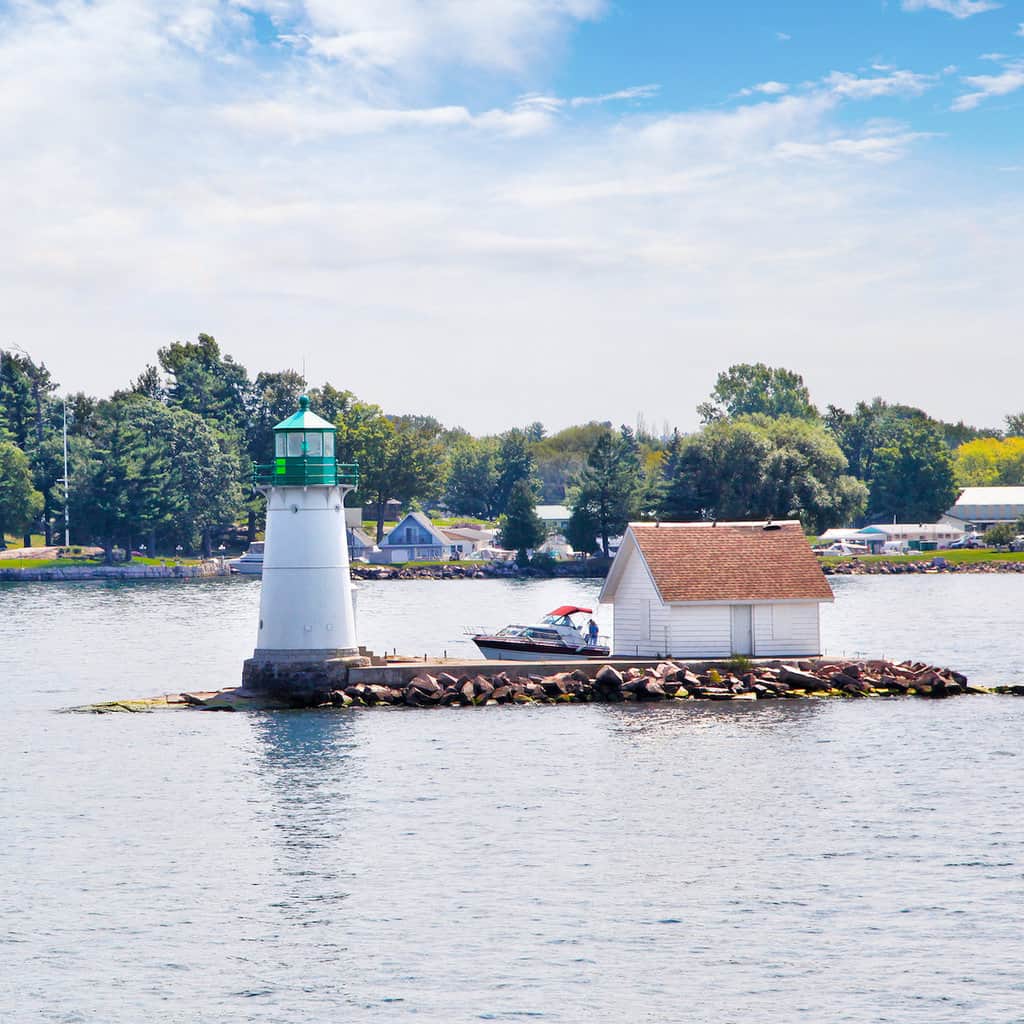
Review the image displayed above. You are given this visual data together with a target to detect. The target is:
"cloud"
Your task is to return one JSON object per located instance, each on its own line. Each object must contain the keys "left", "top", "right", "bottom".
{"left": 902, "top": 0, "right": 1001, "bottom": 17}
{"left": 266, "top": 0, "right": 606, "bottom": 77}
{"left": 1017, "top": 22, "right": 1024, "bottom": 36}
{"left": 569, "top": 84, "right": 660, "bottom": 107}
{"left": 952, "top": 60, "right": 1024, "bottom": 110}
{"left": 776, "top": 31, "right": 791, "bottom": 41}
{"left": 738, "top": 81, "right": 790, "bottom": 97}
{"left": 823, "top": 69, "right": 937, "bottom": 99}
{"left": 0, "top": 0, "right": 1021, "bottom": 434}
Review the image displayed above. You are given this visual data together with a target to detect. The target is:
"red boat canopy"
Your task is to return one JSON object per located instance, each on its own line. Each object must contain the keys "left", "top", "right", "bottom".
{"left": 547, "top": 605, "right": 593, "bottom": 617}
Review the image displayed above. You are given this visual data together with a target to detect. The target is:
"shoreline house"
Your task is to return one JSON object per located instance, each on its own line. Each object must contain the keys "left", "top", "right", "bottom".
{"left": 346, "top": 526, "right": 376, "bottom": 561}
{"left": 442, "top": 525, "right": 497, "bottom": 559}
{"left": 599, "top": 521, "right": 833, "bottom": 659}
{"left": 373, "top": 511, "right": 454, "bottom": 564}
{"left": 536, "top": 505, "right": 571, "bottom": 535}
{"left": 943, "top": 487, "right": 1024, "bottom": 532}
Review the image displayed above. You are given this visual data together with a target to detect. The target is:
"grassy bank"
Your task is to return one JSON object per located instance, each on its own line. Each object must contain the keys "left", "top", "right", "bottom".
{"left": 819, "top": 549, "right": 1023, "bottom": 567}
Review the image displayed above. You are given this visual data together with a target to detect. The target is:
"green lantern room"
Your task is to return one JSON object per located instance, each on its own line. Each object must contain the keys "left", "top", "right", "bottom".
{"left": 252, "top": 396, "right": 358, "bottom": 487}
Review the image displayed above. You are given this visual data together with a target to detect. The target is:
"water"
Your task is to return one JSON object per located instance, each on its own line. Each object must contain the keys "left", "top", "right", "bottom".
{"left": 2, "top": 575, "right": 1024, "bottom": 1022}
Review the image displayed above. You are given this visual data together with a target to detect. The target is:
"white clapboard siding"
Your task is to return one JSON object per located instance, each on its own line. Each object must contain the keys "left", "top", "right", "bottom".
{"left": 668, "top": 604, "right": 733, "bottom": 659}
{"left": 611, "top": 550, "right": 673, "bottom": 656}
{"left": 752, "top": 602, "right": 821, "bottom": 657}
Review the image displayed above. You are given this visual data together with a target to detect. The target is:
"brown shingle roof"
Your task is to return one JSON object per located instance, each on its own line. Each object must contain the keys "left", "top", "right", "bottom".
{"left": 629, "top": 521, "right": 833, "bottom": 603}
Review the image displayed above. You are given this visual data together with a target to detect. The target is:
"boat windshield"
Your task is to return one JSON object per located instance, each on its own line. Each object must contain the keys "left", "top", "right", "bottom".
{"left": 541, "top": 613, "right": 577, "bottom": 627}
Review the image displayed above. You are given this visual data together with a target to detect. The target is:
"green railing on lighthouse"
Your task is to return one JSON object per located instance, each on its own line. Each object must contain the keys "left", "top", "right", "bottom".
{"left": 252, "top": 395, "right": 359, "bottom": 488}
{"left": 251, "top": 460, "right": 359, "bottom": 487}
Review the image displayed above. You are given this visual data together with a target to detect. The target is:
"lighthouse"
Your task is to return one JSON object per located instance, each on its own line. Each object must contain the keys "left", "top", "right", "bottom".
{"left": 246, "top": 397, "right": 361, "bottom": 689}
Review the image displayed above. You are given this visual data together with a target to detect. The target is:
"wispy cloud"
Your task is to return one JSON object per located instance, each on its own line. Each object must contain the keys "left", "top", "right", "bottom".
{"left": 902, "top": 0, "right": 1002, "bottom": 18}
{"left": 952, "top": 59, "right": 1024, "bottom": 110}
{"left": 823, "top": 69, "right": 937, "bottom": 99}
{"left": 738, "top": 81, "right": 790, "bottom": 97}
{"left": 776, "top": 31, "right": 791, "bottom": 41}
{"left": 569, "top": 84, "right": 660, "bottom": 107}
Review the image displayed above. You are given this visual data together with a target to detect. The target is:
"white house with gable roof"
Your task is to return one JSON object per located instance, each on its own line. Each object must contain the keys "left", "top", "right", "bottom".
{"left": 374, "top": 511, "right": 455, "bottom": 563}
{"left": 599, "top": 521, "right": 833, "bottom": 659}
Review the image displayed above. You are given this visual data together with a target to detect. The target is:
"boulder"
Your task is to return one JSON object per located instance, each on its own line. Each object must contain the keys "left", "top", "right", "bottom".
{"left": 595, "top": 665, "right": 623, "bottom": 688}
{"left": 491, "top": 684, "right": 512, "bottom": 703}
{"left": 778, "top": 665, "right": 824, "bottom": 689}
{"left": 410, "top": 674, "right": 441, "bottom": 695}
{"left": 474, "top": 676, "right": 495, "bottom": 698}
{"left": 436, "top": 672, "right": 460, "bottom": 688}
{"left": 641, "top": 680, "right": 666, "bottom": 700}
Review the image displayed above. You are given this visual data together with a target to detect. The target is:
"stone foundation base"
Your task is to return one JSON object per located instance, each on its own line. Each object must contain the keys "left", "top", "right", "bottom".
{"left": 242, "top": 652, "right": 369, "bottom": 705}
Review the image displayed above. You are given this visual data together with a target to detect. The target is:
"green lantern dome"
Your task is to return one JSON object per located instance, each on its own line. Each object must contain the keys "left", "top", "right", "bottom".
{"left": 252, "top": 396, "right": 358, "bottom": 488}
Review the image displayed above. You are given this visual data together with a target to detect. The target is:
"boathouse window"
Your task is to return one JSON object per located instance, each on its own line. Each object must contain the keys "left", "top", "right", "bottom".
{"left": 323, "top": 433, "right": 334, "bottom": 457}
{"left": 286, "top": 433, "right": 303, "bottom": 457}
{"left": 305, "top": 432, "right": 323, "bottom": 456}
{"left": 275, "top": 434, "right": 287, "bottom": 457}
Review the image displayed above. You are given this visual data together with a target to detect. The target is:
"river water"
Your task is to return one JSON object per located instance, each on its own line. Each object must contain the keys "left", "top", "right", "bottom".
{"left": 2, "top": 575, "right": 1023, "bottom": 1023}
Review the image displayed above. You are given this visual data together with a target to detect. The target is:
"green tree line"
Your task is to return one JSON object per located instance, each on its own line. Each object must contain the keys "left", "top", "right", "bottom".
{"left": 0, "top": 345, "right": 1014, "bottom": 560}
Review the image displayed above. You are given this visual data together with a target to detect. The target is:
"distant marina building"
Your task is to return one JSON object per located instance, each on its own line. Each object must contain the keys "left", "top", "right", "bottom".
{"left": 943, "top": 487, "right": 1024, "bottom": 531}
{"left": 819, "top": 522, "right": 965, "bottom": 552}
{"left": 600, "top": 521, "right": 833, "bottom": 659}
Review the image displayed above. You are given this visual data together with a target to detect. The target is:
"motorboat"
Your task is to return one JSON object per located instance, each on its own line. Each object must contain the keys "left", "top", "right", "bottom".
{"left": 228, "top": 542, "right": 264, "bottom": 575}
{"left": 471, "top": 605, "right": 610, "bottom": 661}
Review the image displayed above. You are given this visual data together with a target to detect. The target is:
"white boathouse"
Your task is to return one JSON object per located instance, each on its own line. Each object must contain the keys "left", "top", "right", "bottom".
{"left": 599, "top": 521, "right": 833, "bottom": 659}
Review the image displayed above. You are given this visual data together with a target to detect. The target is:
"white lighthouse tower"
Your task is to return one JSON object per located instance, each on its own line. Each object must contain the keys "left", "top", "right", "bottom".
{"left": 250, "top": 396, "right": 360, "bottom": 668}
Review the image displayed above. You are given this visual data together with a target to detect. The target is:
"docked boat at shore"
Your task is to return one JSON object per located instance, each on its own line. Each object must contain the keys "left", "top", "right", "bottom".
{"left": 471, "top": 606, "right": 610, "bottom": 661}
{"left": 227, "top": 542, "right": 264, "bottom": 575}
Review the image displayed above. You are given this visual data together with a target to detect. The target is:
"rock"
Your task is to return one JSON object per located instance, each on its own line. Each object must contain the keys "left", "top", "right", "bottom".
{"left": 641, "top": 680, "right": 666, "bottom": 700}
{"left": 460, "top": 680, "right": 475, "bottom": 703}
{"left": 571, "top": 668, "right": 591, "bottom": 683}
{"left": 474, "top": 676, "right": 495, "bottom": 698}
{"left": 778, "top": 665, "right": 824, "bottom": 689}
{"left": 625, "top": 667, "right": 644, "bottom": 681}
{"left": 368, "top": 684, "right": 397, "bottom": 704}
{"left": 436, "top": 672, "right": 460, "bottom": 688}
{"left": 410, "top": 674, "right": 441, "bottom": 695}
{"left": 621, "top": 677, "right": 645, "bottom": 694}
{"left": 595, "top": 665, "right": 623, "bottom": 687}
{"left": 541, "top": 676, "right": 568, "bottom": 697}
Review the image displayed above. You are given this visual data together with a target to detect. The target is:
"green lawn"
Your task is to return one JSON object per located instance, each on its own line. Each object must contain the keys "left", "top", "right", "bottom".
{"left": 1, "top": 555, "right": 202, "bottom": 569}
{"left": 820, "top": 549, "right": 1023, "bottom": 567}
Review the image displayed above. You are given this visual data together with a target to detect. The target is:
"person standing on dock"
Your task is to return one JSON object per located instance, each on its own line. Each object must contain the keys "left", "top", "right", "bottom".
{"left": 587, "top": 618, "right": 599, "bottom": 647}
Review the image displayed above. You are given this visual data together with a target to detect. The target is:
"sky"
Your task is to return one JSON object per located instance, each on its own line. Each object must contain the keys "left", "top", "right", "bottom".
{"left": 2, "top": 0, "right": 1023, "bottom": 435}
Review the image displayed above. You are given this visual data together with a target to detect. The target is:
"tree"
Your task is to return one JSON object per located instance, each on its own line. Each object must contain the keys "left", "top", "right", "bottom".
{"left": 698, "top": 363, "right": 818, "bottom": 424}
{"left": 565, "top": 505, "right": 601, "bottom": 555}
{"left": 533, "top": 421, "right": 610, "bottom": 503}
{"left": 1006, "top": 413, "right": 1024, "bottom": 437}
{"left": 157, "top": 334, "right": 250, "bottom": 431}
{"left": 984, "top": 523, "right": 1017, "bottom": 548}
{"left": 498, "top": 479, "right": 545, "bottom": 563}
{"left": 867, "top": 418, "right": 957, "bottom": 522}
{"left": 657, "top": 417, "right": 866, "bottom": 532}
{"left": 335, "top": 402, "right": 447, "bottom": 541}
{"left": 491, "top": 428, "right": 535, "bottom": 517}
{"left": 954, "top": 437, "right": 1024, "bottom": 487}
{"left": 570, "top": 426, "right": 644, "bottom": 557}
{"left": 444, "top": 437, "right": 498, "bottom": 518}
{"left": 0, "top": 441, "right": 43, "bottom": 548}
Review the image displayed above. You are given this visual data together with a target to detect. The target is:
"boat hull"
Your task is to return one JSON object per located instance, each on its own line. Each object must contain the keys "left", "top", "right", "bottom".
{"left": 228, "top": 559, "right": 263, "bottom": 576}
{"left": 472, "top": 638, "right": 610, "bottom": 662}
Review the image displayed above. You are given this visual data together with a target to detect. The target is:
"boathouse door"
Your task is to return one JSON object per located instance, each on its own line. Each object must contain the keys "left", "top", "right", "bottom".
{"left": 730, "top": 605, "right": 753, "bottom": 656}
